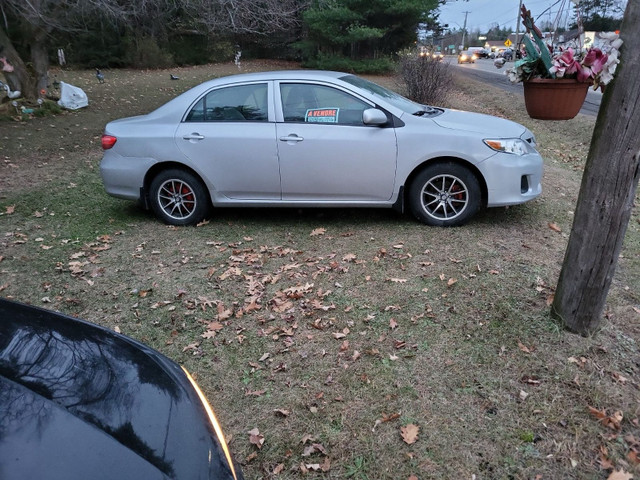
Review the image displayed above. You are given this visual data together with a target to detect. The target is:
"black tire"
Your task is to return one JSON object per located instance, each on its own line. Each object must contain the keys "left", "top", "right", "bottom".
{"left": 408, "top": 163, "right": 481, "bottom": 226}
{"left": 149, "top": 169, "right": 210, "bottom": 226}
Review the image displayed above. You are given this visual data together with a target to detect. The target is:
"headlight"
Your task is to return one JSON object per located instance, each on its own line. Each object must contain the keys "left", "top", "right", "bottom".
{"left": 483, "top": 138, "right": 533, "bottom": 155}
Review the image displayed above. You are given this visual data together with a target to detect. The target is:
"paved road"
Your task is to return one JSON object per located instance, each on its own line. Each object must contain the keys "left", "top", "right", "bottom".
{"left": 447, "top": 57, "right": 601, "bottom": 117}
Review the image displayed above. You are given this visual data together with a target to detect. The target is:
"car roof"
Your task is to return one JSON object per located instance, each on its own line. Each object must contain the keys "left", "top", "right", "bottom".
{"left": 206, "top": 69, "right": 348, "bottom": 86}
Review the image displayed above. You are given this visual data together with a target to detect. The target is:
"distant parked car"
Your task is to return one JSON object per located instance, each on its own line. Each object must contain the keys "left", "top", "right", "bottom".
{"left": 100, "top": 70, "right": 543, "bottom": 227}
{"left": 457, "top": 50, "right": 477, "bottom": 64}
{"left": 0, "top": 298, "right": 244, "bottom": 480}
{"left": 502, "top": 48, "right": 514, "bottom": 61}
{"left": 466, "top": 47, "right": 486, "bottom": 58}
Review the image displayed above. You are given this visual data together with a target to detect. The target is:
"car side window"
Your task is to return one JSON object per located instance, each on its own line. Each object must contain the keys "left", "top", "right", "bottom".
{"left": 185, "top": 83, "right": 268, "bottom": 122}
{"left": 280, "top": 83, "right": 370, "bottom": 125}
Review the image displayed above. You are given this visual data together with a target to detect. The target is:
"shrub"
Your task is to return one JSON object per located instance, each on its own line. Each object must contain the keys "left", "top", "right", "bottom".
{"left": 303, "top": 54, "right": 394, "bottom": 74}
{"left": 397, "top": 52, "right": 452, "bottom": 106}
{"left": 33, "top": 100, "right": 63, "bottom": 117}
{"left": 123, "top": 35, "right": 173, "bottom": 69}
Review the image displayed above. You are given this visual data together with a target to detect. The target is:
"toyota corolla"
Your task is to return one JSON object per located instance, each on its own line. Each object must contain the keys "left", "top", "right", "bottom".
{"left": 100, "top": 70, "right": 543, "bottom": 227}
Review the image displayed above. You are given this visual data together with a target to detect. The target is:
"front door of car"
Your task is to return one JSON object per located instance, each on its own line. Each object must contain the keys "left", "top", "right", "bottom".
{"left": 175, "top": 82, "right": 281, "bottom": 200}
{"left": 276, "top": 82, "right": 397, "bottom": 202}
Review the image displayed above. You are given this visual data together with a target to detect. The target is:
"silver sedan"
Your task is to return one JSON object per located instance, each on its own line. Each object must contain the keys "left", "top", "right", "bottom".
{"left": 100, "top": 70, "right": 543, "bottom": 226}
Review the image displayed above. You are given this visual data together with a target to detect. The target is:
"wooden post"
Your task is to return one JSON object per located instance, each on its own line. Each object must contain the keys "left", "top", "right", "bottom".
{"left": 551, "top": 1, "right": 640, "bottom": 334}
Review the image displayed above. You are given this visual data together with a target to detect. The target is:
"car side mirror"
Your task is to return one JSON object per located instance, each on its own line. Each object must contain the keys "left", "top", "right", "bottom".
{"left": 362, "top": 108, "right": 388, "bottom": 126}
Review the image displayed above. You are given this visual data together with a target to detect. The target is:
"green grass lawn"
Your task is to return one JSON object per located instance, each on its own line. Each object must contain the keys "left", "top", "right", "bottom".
{"left": 1, "top": 62, "right": 639, "bottom": 479}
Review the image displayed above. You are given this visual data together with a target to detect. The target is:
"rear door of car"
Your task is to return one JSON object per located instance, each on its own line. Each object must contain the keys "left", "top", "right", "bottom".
{"left": 175, "top": 81, "right": 281, "bottom": 200}
{"left": 275, "top": 81, "right": 397, "bottom": 202}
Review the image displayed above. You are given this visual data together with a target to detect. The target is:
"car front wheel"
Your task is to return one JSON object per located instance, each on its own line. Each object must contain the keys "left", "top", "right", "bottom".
{"left": 408, "top": 163, "right": 481, "bottom": 226}
{"left": 149, "top": 169, "right": 210, "bottom": 226}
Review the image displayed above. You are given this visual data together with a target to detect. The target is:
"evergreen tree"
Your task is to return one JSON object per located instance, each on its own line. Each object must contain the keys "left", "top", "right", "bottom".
{"left": 299, "top": 0, "right": 440, "bottom": 71}
{"left": 572, "top": 0, "right": 625, "bottom": 30}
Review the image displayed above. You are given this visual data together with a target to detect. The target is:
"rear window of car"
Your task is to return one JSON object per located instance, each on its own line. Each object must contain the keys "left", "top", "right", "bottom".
{"left": 186, "top": 83, "right": 268, "bottom": 122}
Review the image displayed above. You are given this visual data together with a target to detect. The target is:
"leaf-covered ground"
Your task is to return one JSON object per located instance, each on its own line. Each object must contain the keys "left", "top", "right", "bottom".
{"left": 1, "top": 60, "right": 639, "bottom": 480}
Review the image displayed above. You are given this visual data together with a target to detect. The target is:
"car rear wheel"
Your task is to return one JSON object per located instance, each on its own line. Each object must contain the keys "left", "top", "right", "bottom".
{"left": 149, "top": 169, "right": 210, "bottom": 226}
{"left": 408, "top": 163, "right": 481, "bottom": 226}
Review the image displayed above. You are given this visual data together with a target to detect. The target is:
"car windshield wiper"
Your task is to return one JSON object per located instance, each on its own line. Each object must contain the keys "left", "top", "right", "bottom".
{"left": 413, "top": 106, "right": 437, "bottom": 116}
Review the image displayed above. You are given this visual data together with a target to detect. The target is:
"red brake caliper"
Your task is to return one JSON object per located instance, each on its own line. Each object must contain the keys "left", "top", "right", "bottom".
{"left": 182, "top": 185, "right": 194, "bottom": 202}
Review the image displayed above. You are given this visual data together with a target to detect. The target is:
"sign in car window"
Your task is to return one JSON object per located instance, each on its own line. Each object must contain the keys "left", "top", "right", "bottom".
{"left": 305, "top": 108, "right": 340, "bottom": 123}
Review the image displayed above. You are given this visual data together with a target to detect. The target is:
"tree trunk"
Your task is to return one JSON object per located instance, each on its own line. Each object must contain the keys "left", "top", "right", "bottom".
{"left": 0, "top": 24, "right": 36, "bottom": 100}
{"left": 551, "top": 1, "right": 640, "bottom": 335}
{"left": 30, "top": 27, "right": 50, "bottom": 97}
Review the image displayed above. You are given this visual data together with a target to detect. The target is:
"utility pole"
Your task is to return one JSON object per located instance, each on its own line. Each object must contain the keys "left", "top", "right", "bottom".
{"left": 461, "top": 11, "right": 470, "bottom": 51}
{"left": 515, "top": 0, "right": 523, "bottom": 50}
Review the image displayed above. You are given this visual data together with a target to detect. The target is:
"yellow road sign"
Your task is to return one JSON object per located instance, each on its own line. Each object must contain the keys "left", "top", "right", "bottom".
{"left": 504, "top": 39, "right": 512, "bottom": 47}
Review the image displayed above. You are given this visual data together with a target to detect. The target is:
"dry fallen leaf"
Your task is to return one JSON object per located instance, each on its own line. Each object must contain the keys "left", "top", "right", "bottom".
{"left": 310, "top": 227, "right": 326, "bottom": 236}
{"left": 518, "top": 340, "right": 533, "bottom": 354}
{"left": 598, "top": 445, "right": 614, "bottom": 470}
{"left": 388, "top": 278, "right": 407, "bottom": 283}
{"left": 302, "top": 442, "right": 327, "bottom": 457}
{"left": 607, "top": 469, "right": 634, "bottom": 480}
{"left": 521, "top": 375, "right": 541, "bottom": 386}
{"left": 248, "top": 427, "right": 265, "bottom": 449}
{"left": 568, "top": 356, "right": 587, "bottom": 367}
{"left": 343, "top": 253, "right": 357, "bottom": 262}
{"left": 549, "top": 222, "right": 562, "bottom": 233}
{"left": 588, "top": 406, "right": 623, "bottom": 431}
{"left": 401, "top": 424, "right": 419, "bottom": 445}
{"left": 5, "top": 205, "right": 15, "bottom": 214}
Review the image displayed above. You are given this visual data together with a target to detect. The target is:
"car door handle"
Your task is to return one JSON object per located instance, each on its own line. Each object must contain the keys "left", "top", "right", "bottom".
{"left": 279, "top": 134, "right": 304, "bottom": 143}
{"left": 183, "top": 133, "right": 205, "bottom": 141}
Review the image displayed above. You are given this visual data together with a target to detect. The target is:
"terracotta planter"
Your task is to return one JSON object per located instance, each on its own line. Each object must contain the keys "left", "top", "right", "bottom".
{"left": 523, "top": 78, "right": 590, "bottom": 120}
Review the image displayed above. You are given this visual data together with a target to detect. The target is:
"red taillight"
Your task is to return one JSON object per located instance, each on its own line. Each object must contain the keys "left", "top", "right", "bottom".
{"left": 102, "top": 134, "right": 117, "bottom": 150}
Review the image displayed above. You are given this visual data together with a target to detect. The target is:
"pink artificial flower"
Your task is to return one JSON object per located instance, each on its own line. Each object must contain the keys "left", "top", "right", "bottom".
{"left": 582, "top": 48, "right": 608, "bottom": 75}
{"left": 577, "top": 65, "right": 594, "bottom": 83}
{"left": 0, "top": 56, "right": 14, "bottom": 73}
{"left": 550, "top": 48, "right": 580, "bottom": 78}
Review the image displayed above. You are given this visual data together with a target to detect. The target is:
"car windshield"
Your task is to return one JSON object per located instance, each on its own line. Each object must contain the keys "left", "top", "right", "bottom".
{"left": 340, "top": 74, "right": 438, "bottom": 116}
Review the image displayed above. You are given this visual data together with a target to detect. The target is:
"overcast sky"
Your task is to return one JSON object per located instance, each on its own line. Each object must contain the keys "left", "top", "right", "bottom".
{"left": 437, "top": 0, "right": 579, "bottom": 33}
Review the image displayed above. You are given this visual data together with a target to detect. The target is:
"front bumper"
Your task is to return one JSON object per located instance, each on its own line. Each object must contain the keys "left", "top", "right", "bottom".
{"left": 478, "top": 151, "right": 543, "bottom": 207}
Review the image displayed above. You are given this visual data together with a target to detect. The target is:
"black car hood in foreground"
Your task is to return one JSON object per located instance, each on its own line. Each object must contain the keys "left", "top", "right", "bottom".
{"left": 0, "top": 299, "right": 242, "bottom": 480}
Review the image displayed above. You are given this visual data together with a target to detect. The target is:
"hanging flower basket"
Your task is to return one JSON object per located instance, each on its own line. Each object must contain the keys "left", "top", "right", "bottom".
{"left": 497, "top": 4, "right": 623, "bottom": 121}
{"left": 523, "top": 78, "right": 590, "bottom": 120}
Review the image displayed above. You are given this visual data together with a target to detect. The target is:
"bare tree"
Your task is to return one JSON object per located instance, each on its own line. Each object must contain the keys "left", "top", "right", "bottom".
{"left": 0, "top": 0, "right": 305, "bottom": 100}
{"left": 551, "top": 1, "right": 640, "bottom": 335}
{"left": 191, "top": 0, "right": 305, "bottom": 35}
{"left": 0, "top": 0, "right": 130, "bottom": 99}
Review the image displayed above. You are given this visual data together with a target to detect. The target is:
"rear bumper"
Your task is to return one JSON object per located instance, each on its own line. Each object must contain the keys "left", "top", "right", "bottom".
{"left": 100, "top": 152, "right": 154, "bottom": 201}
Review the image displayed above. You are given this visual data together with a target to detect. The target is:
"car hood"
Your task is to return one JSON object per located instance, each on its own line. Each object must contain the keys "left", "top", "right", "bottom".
{"left": 431, "top": 109, "right": 527, "bottom": 137}
{"left": 0, "top": 299, "right": 240, "bottom": 480}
